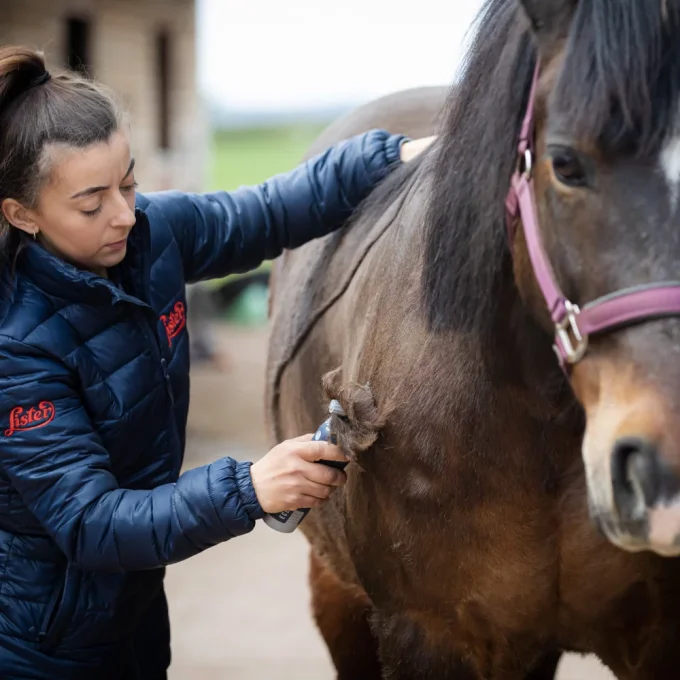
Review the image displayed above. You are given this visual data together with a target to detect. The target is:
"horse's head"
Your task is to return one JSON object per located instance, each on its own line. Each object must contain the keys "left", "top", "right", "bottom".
{"left": 516, "top": 0, "right": 680, "bottom": 555}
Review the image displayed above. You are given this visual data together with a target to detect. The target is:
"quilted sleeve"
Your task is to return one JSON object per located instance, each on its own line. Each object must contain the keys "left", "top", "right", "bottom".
{"left": 142, "top": 128, "right": 407, "bottom": 283}
{"left": 0, "top": 336, "right": 264, "bottom": 572}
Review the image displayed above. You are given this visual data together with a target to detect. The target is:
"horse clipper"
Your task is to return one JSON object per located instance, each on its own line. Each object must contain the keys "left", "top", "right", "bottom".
{"left": 263, "top": 400, "right": 347, "bottom": 534}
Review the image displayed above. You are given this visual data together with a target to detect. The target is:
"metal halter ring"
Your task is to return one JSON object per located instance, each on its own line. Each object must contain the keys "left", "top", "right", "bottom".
{"left": 522, "top": 149, "right": 533, "bottom": 179}
{"left": 554, "top": 300, "right": 589, "bottom": 364}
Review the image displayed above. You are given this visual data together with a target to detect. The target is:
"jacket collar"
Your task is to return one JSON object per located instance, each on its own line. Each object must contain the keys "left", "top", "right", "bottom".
{"left": 16, "top": 208, "right": 152, "bottom": 309}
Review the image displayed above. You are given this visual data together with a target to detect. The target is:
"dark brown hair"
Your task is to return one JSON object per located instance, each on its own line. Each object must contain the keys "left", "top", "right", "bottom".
{"left": 0, "top": 46, "right": 125, "bottom": 267}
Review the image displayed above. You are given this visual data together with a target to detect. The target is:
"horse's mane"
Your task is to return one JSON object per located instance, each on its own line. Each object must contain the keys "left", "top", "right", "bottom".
{"left": 422, "top": 0, "right": 533, "bottom": 336}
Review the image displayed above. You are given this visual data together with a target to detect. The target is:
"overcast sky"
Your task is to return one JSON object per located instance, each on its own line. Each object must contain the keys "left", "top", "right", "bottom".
{"left": 196, "top": 0, "right": 483, "bottom": 112}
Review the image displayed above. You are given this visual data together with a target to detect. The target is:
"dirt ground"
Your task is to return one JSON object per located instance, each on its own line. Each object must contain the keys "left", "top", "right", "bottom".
{"left": 165, "top": 323, "right": 616, "bottom": 680}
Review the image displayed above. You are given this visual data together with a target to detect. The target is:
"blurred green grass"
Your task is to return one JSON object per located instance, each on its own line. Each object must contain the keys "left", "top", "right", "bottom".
{"left": 203, "top": 124, "right": 326, "bottom": 290}
{"left": 208, "top": 125, "right": 327, "bottom": 191}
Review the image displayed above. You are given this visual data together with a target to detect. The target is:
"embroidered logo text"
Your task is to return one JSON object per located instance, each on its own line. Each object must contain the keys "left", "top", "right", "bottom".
{"left": 5, "top": 401, "right": 55, "bottom": 436}
{"left": 160, "top": 301, "right": 186, "bottom": 348}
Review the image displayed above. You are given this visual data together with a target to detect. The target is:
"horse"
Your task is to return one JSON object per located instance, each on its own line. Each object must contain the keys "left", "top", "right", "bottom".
{"left": 265, "top": 0, "right": 680, "bottom": 677}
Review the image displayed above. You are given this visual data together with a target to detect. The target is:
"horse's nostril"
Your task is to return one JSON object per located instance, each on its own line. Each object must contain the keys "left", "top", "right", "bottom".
{"left": 611, "top": 437, "right": 660, "bottom": 513}
{"left": 610, "top": 437, "right": 680, "bottom": 519}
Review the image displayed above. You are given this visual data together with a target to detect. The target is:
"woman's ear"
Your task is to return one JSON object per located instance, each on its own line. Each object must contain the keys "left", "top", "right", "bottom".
{"left": 2, "top": 198, "right": 40, "bottom": 238}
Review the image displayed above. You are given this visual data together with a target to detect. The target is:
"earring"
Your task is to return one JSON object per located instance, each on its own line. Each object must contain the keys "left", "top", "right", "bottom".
{"left": 32, "top": 229, "right": 37, "bottom": 240}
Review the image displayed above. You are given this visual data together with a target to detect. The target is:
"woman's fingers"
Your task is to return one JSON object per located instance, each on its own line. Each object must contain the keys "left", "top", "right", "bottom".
{"left": 297, "top": 441, "right": 347, "bottom": 464}
{"left": 400, "top": 135, "right": 437, "bottom": 162}
{"left": 298, "top": 480, "right": 338, "bottom": 500}
{"left": 301, "top": 461, "right": 347, "bottom": 487}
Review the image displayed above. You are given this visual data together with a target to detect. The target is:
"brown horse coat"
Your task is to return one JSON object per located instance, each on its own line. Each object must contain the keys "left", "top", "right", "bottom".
{"left": 265, "top": 4, "right": 680, "bottom": 676}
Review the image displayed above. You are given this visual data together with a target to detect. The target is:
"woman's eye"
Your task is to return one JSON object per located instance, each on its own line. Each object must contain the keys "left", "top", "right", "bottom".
{"left": 80, "top": 182, "right": 138, "bottom": 217}
{"left": 551, "top": 151, "right": 588, "bottom": 187}
{"left": 81, "top": 205, "right": 103, "bottom": 217}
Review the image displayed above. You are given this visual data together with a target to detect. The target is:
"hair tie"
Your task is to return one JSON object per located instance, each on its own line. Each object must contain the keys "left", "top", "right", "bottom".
{"left": 29, "top": 71, "right": 51, "bottom": 88}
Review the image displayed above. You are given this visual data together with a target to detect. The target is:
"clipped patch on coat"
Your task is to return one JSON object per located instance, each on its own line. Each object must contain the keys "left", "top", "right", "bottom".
{"left": 321, "top": 367, "right": 394, "bottom": 459}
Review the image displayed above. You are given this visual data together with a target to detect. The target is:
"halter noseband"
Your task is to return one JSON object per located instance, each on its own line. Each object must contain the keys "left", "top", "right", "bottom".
{"left": 504, "top": 65, "right": 680, "bottom": 368}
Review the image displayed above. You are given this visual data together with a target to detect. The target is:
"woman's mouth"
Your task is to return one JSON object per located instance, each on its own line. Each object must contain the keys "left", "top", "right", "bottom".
{"left": 105, "top": 238, "right": 128, "bottom": 250}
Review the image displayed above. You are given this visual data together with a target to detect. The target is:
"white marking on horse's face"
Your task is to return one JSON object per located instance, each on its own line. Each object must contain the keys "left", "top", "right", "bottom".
{"left": 648, "top": 499, "right": 680, "bottom": 556}
{"left": 660, "top": 132, "right": 680, "bottom": 211}
{"left": 581, "top": 421, "right": 615, "bottom": 519}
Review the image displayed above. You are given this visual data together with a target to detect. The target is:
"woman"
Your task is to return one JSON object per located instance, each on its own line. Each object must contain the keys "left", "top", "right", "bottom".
{"left": 0, "top": 46, "right": 431, "bottom": 679}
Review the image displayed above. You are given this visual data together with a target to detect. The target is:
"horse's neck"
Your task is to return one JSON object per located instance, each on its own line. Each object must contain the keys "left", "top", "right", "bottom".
{"left": 483, "top": 286, "right": 582, "bottom": 425}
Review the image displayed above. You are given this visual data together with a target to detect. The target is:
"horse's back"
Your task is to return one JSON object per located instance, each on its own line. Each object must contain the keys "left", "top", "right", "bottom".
{"left": 304, "top": 86, "right": 449, "bottom": 159}
{"left": 265, "top": 86, "right": 448, "bottom": 443}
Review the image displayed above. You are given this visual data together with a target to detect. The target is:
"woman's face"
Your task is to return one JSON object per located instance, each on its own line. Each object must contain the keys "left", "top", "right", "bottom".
{"left": 2, "top": 129, "right": 137, "bottom": 277}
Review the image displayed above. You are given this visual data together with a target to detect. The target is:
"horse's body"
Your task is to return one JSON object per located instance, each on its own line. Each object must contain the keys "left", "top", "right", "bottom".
{"left": 265, "top": 2, "right": 680, "bottom": 677}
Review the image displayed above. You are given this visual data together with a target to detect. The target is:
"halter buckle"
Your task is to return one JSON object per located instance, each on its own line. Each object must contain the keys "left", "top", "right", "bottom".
{"left": 522, "top": 149, "right": 533, "bottom": 179}
{"left": 554, "top": 300, "right": 588, "bottom": 364}
{"left": 514, "top": 147, "right": 534, "bottom": 180}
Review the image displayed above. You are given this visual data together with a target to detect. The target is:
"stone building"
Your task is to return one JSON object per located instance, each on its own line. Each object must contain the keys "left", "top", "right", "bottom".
{"left": 1, "top": 0, "right": 207, "bottom": 192}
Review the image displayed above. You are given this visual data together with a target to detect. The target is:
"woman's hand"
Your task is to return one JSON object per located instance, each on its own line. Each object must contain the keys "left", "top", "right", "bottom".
{"left": 400, "top": 135, "right": 437, "bottom": 162}
{"left": 250, "top": 434, "right": 348, "bottom": 513}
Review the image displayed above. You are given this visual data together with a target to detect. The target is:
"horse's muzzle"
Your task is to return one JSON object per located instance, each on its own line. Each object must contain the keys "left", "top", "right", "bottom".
{"left": 586, "top": 436, "right": 680, "bottom": 556}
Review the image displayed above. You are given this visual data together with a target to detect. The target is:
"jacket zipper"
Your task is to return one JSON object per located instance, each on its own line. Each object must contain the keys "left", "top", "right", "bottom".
{"left": 135, "top": 310, "right": 174, "bottom": 402}
{"left": 38, "top": 566, "right": 79, "bottom": 652}
{"left": 135, "top": 308, "right": 182, "bottom": 468}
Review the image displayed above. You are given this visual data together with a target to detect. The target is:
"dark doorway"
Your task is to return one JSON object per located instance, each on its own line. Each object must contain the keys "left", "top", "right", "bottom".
{"left": 65, "top": 17, "right": 91, "bottom": 76}
{"left": 156, "top": 30, "right": 171, "bottom": 150}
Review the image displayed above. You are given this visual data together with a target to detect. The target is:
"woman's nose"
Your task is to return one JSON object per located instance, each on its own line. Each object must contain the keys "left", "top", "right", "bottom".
{"left": 112, "top": 198, "right": 136, "bottom": 229}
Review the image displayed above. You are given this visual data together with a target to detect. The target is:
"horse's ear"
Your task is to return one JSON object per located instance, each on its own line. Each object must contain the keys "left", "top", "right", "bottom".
{"left": 519, "top": 0, "right": 577, "bottom": 57}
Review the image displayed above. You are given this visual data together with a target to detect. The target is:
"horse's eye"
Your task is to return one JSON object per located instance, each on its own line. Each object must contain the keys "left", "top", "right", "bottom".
{"left": 551, "top": 150, "right": 588, "bottom": 188}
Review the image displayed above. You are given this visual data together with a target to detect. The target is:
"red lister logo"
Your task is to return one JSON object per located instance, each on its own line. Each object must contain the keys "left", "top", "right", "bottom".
{"left": 160, "top": 301, "right": 186, "bottom": 347}
{"left": 5, "top": 401, "right": 55, "bottom": 436}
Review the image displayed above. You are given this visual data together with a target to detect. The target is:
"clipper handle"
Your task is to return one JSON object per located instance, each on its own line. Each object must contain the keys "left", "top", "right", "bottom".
{"left": 263, "top": 401, "right": 347, "bottom": 533}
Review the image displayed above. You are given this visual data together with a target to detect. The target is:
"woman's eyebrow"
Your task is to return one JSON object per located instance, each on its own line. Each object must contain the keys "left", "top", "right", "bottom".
{"left": 70, "top": 158, "right": 136, "bottom": 199}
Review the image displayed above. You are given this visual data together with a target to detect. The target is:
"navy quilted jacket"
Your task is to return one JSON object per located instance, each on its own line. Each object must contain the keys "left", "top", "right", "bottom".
{"left": 0, "top": 129, "right": 406, "bottom": 679}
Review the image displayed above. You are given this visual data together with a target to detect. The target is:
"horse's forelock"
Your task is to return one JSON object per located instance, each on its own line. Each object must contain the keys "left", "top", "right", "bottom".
{"left": 555, "top": 0, "right": 680, "bottom": 157}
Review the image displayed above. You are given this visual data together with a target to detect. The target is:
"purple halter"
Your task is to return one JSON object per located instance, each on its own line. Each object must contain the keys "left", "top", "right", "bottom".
{"left": 505, "top": 65, "right": 680, "bottom": 368}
